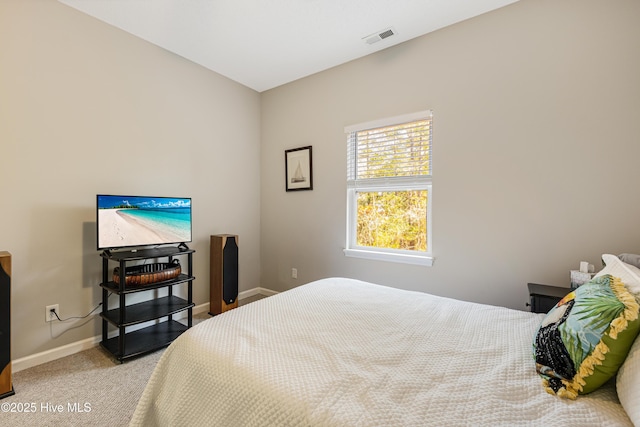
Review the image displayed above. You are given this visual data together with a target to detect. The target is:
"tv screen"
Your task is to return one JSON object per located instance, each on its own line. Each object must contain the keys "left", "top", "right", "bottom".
{"left": 97, "top": 195, "right": 192, "bottom": 251}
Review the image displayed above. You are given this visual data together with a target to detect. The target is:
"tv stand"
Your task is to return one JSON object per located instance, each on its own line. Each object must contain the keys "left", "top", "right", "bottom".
{"left": 99, "top": 245, "right": 195, "bottom": 362}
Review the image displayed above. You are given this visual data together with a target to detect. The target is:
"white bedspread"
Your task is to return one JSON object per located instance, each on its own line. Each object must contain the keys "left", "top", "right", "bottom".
{"left": 130, "top": 278, "right": 631, "bottom": 426}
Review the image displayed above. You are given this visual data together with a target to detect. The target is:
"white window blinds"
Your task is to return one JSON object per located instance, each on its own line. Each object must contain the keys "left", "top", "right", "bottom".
{"left": 346, "top": 111, "right": 432, "bottom": 187}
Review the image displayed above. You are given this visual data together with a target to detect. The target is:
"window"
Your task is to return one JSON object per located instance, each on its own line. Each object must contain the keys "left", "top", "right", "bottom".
{"left": 344, "top": 111, "right": 433, "bottom": 266}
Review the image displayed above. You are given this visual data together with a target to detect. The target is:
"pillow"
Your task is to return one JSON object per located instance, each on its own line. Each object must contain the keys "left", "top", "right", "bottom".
{"left": 594, "top": 254, "right": 640, "bottom": 296}
{"left": 617, "top": 335, "right": 640, "bottom": 425}
{"left": 619, "top": 253, "right": 640, "bottom": 269}
{"left": 533, "top": 275, "right": 640, "bottom": 399}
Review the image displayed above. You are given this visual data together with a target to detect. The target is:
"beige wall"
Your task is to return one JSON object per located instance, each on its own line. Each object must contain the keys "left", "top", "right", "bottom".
{"left": 260, "top": 0, "right": 640, "bottom": 308}
{"left": 1, "top": 0, "right": 261, "bottom": 360}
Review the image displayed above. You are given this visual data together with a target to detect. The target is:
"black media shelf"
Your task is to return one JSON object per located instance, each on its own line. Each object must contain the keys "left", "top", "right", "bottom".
{"left": 100, "top": 320, "right": 188, "bottom": 360}
{"left": 99, "top": 245, "right": 195, "bottom": 362}
{"left": 101, "top": 295, "right": 195, "bottom": 327}
{"left": 101, "top": 246, "right": 195, "bottom": 262}
{"left": 100, "top": 274, "right": 195, "bottom": 294}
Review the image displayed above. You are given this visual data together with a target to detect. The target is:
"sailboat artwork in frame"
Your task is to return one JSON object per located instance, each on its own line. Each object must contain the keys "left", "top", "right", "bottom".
{"left": 285, "top": 146, "right": 313, "bottom": 191}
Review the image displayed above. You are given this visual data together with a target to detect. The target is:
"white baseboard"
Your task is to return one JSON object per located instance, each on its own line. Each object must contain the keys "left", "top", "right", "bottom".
{"left": 239, "top": 287, "right": 279, "bottom": 299}
{"left": 12, "top": 335, "right": 102, "bottom": 373}
{"left": 12, "top": 287, "right": 277, "bottom": 373}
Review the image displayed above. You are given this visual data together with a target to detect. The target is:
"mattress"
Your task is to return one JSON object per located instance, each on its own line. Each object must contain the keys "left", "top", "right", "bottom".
{"left": 130, "top": 278, "right": 631, "bottom": 426}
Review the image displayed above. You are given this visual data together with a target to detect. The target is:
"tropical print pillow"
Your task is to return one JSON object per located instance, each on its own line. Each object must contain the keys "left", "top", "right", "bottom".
{"left": 533, "top": 275, "right": 640, "bottom": 399}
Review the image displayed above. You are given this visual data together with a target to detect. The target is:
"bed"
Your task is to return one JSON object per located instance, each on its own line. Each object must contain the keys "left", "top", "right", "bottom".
{"left": 130, "top": 277, "right": 637, "bottom": 426}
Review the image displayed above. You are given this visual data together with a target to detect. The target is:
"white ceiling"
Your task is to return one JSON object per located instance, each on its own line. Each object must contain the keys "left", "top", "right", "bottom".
{"left": 57, "top": 0, "right": 519, "bottom": 92}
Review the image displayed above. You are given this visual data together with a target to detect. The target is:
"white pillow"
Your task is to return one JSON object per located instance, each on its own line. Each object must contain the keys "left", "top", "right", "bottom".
{"left": 594, "top": 254, "right": 640, "bottom": 296}
{"left": 617, "top": 336, "right": 640, "bottom": 425}
{"left": 619, "top": 253, "right": 640, "bottom": 269}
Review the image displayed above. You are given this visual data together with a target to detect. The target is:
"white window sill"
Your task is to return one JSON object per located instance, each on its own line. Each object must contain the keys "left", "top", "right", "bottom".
{"left": 343, "top": 248, "right": 434, "bottom": 266}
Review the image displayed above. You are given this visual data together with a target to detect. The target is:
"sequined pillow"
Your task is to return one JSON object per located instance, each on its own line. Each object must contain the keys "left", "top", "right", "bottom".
{"left": 533, "top": 275, "right": 640, "bottom": 399}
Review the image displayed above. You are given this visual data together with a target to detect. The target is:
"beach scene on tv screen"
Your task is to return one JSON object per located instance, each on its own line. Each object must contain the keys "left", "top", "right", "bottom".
{"left": 98, "top": 196, "right": 191, "bottom": 249}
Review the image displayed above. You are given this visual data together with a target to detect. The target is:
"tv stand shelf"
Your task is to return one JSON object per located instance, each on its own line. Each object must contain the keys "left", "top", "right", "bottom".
{"left": 101, "top": 321, "right": 187, "bottom": 361}
{"left": 99, "top": 246, "right": 195, "bottom": 362}
{"left": 100, "top": 274, "right": 193, "bottom": 294}
{"left": 101, "top": 295, "right": 193, "bottom": 327}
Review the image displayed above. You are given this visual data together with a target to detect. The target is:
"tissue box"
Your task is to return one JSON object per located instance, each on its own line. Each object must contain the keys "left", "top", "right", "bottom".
{"left": 570, "top": 270, "right": 595, "bottom": 289}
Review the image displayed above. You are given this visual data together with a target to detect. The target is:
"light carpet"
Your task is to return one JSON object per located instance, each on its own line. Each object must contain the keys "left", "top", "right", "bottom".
{"left": 2, "top": 305, "right": 252, "bottom": 426}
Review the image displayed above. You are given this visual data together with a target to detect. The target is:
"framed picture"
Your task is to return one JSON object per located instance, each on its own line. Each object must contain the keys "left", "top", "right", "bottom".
{"left": 285, "top": 146, "right": 313, "bottom": 191}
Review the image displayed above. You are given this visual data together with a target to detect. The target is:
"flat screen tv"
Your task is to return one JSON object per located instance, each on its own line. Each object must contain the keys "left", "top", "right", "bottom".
{"left": 97, "top": 195, "right": 192, "bottom": 251}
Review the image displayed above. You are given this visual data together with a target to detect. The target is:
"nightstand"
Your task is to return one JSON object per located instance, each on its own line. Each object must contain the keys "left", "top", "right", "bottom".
{"left": 527, "top": 283, "right": 571, "bottom": 314}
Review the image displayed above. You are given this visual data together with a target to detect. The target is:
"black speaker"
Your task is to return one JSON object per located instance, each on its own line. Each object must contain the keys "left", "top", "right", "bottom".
{"left": 209, "top": 235, "right": 239, "bottom": 315}
{"left": 0, "top": 251, "right": 14, "bottom": 399}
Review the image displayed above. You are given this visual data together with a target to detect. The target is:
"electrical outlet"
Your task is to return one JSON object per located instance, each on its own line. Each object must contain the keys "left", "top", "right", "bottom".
{"left": 45, "top": 304, "right": 59, "bottom": 322}
{"left": 291, "top": 268, "right": 298, "bottom": 279}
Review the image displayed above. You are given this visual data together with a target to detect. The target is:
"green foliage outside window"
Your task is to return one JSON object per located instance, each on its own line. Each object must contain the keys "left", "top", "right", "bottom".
{"left": 356, "top": 190, "right": 428, "bottom": 251}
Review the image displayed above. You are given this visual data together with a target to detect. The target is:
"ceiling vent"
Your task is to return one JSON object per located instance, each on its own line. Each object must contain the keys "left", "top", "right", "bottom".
{"left": 363, "top": 27, "right": 396, "bottom": 45}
